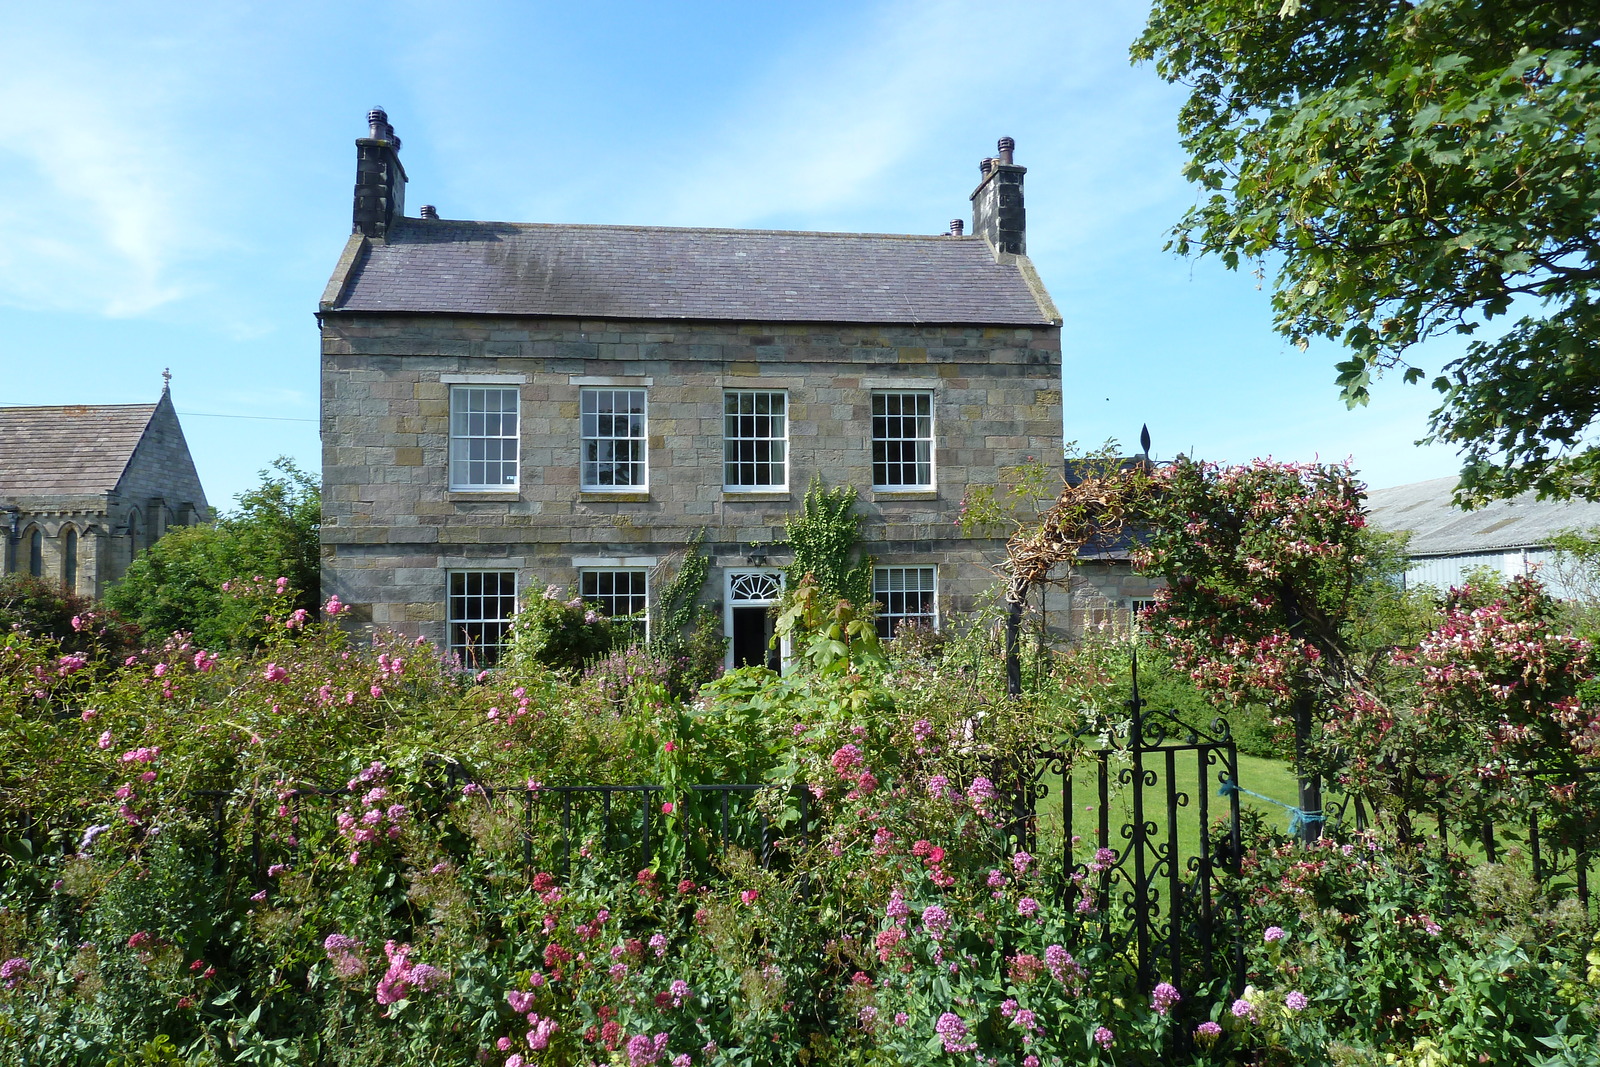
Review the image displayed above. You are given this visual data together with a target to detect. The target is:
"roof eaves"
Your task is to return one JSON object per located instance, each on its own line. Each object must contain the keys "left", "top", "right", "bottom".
{"left": 320, "top": 234, "right": 369, "bottom": 312}
{"left": 1014, "top": 254, "right": 1063, "bottom": 327}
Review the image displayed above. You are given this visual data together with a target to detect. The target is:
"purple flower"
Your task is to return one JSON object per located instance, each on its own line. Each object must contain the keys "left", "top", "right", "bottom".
{"left": 1012, "top": 850, "right": 1034, "bottom": 874}
{"left": 934, "top": 1012, "right": 977, "bottom": 1053}
{"left": 921, "top": 904, "right": 951, "bottom": 940}
{"left": 668, "top": 979, "right": 691, "bottom": 1007}
{"left": 1284, "top": 990, "right": 1309, "bottom": 1012}
{"left": 1231, "top": 997, "right": 1256, "bottom": 1021}
{"left": 1017, "top": 896, "right": 1040, "bottom": 918}
{"left": 625, "top": 1033, "right": 670, "bottom": 1067}
{"left": 507, "top": 989, "right": 537, "bottom": 1013}
{"left": 886, "top": 888, "right": 909, "bottom": 923}
{"left": 1194, "top": 1021, "right": 1223, "bottom": 1046}
{"left": 1093, "top": 1025, "right": 1114, "bottom": 1049}
{"left": 1263, "top": 925, "right": 1286, "bottom": 942}
{"left": 0, "top": 958, "right": 30, "bottom": 988}
{"left": 1151, "top": 981, "right": 1181, "bottom": 1015}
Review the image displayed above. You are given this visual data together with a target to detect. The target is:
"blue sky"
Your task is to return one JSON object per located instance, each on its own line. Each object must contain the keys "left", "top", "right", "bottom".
{"left": 0, "top": 0, "right": 1467, "bottom": 511}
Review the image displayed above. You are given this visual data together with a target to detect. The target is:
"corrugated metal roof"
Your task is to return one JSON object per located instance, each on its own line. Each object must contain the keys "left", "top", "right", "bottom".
{"left": 1365, "top": 476, "right": 1600, "bottom": 555}
{"left": 0, "top": 403, "right": 156, "bottom": 495}
{"left": 326, "top": 219, "right": 1056, "bottom": 326}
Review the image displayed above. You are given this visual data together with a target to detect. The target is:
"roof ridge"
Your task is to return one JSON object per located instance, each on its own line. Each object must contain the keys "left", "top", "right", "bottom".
{"left": 394, "top": 218, "right": 982, "bottom": 242}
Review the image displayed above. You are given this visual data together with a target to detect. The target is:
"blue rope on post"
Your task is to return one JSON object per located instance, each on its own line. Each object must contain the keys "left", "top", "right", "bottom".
{"left": 1218, "top": 779, "right": 1324, "bottom": 835}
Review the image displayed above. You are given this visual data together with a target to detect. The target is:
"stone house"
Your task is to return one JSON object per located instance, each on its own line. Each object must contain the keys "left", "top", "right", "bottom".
{"left": 0, "top": 386, "right": 209, "bottom": 598}
{"left": 318, "top": 110, "right": 1063, "bottom": 668}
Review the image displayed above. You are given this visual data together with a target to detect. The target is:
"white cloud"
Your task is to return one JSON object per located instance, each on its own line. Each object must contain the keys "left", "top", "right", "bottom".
{"left": 0, "top": 14, "right": 230, "bottom": 317}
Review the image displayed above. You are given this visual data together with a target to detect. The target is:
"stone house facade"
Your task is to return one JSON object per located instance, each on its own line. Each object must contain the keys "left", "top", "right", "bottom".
{"left": 0, "top": 387, "right": 209, "bottom": 598}
{"left": 319, "top": 110, "right": 1063, "bottom": 668}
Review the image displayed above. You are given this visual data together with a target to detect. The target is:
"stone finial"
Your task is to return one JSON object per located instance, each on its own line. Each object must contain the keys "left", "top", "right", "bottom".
{"left": 949, "top": 219, "right": 964, "bottom": 236}
{"left": 419, "top": 204, "right": 439, "bottom": 219}
{"left": 997, "top": 136, "right": 1015, "bottom": 166}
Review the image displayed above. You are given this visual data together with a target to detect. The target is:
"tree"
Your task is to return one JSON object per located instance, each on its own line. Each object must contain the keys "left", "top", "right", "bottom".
{"left": 106, "top": 458, "right": 320, "bottom": 648}
{"left": 1135, "top": 457, "right": 1370, "bottom": 841}
{"left": 1135, "top": 2, "right": 1600, "bottom": 504}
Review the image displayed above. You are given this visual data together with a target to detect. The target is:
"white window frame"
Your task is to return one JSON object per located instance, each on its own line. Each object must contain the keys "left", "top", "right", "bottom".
{"left": 580, "top": 387, "right": 649, "bottom": 491}
{"left": 871, "top": 390, "right": 935, "bottom": 490}
{"left": 447, "top": 570, "right": 518, "bottom": 669}
{"left": 449, "top": 386, "right": 520, "bottom": 491}
{"left": 579, "top": 568, "right": 650, "bottom": 641}
{"left": 873, "top": 565, "right": 938, "bottom": 639}
{"left": 723, "top": 389, "right": 788, "bottom": 491}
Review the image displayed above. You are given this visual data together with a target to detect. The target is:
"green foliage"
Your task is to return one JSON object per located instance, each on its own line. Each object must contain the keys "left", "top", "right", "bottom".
{"left": 106, "top": 459, "right": 320, "bottom": 649}
{"left": 1135, "top": 2, "right": 1600, "bottom": 503}
{"left": 1, "top": 591, "right": 1598, "bottom": 1064}
{"left": 0, "top": 575, "right": 137, "bottom": 659}
{"left": 500, "top": 583, "right": 621, "bottom": 675}
{"left": 646, "top": 532, "right": 724, "bottom": 696}
{"left": 783, "top": 477, "right": 873, "bottom": 611}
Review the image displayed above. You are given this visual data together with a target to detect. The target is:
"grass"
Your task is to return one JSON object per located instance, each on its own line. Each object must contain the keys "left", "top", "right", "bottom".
{"left": 1033, "top": 748, "right": 1303, "bottom": 873}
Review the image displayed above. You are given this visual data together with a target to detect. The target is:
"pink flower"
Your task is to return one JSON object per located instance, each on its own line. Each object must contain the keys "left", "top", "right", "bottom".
{"left": 1194, "top": 1021, "right": 1223, "bottom": 1046}
{"left": 934, "top": 1012, "right": 976, "bottom": 1054}
{"left": 661, "top": 802, "right": 674, "bottom": 815}
{"left": 97, "top": 731, "right": 112, "bottom": 749}
{"left": 1151, "top": 981, "right": 1180, "bottom": 1015}
{"left": 526, "top": 1014, "right": 557, "bottom": 1050}
{"left": 1231, "top": 997, "right": 1256, "bottom": 1021}
{"left": 1, "top": 958, "right": 31, "bottom": 989}
{"left": 739, "top": 889, "right": 760, "bottom": 906}
{"left": 263, "top": 663, "right": 287, "bottom": 683}
{"left": 663, "top": 741, "right": 676, "bottom": 752}
{"left": 830, "top": 744, "right": 864, "bottom": 777}
{"left": 1016, "top": 897, "right": 1039, "bottom": 918}
{"left": 1011, "top": 851, "right": 1034, "bottom": 874}
{"left": 920, "top": 904, "right": 950, "bottom": 940}
{"left": 1263, "top": 925, "right": 1286, "bottom": 942}
{"left": 1093, "top": 1026, "right": 1114, "bottom": 1049}
{"left": 1284, "top": 990, "right": 1309, "bottom": 1011}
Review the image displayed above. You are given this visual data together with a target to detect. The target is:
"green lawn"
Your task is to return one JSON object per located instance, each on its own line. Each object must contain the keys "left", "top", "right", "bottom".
{"left": 1032, "top": 748, "right": 1303, "bottom": 872}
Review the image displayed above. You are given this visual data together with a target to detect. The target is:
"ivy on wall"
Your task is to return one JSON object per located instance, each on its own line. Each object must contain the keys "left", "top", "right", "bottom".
{"left": 784, "top": 478, "right": 873, "bottom": 610}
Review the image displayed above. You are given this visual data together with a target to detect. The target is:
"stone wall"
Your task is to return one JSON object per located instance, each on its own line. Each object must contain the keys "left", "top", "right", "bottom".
{"left": 320, "top": 314, "right": 1063, "bottom": 646}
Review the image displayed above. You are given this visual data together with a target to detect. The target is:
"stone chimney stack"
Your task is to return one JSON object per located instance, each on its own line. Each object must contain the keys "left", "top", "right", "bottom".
{"left": 353, "top": 107, "right": 407, "bottom": 238}
{"left": 970, "top": 136, "right": 1025, "bottom": 257}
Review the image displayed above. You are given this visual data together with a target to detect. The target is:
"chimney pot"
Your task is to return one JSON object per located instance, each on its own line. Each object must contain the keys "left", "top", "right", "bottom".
{"left": 353, "top": 108, "right": 407, "bottom": 237}
{"left": 949, "top": 219, "right": 964, "bottom": 236}
{"left": 969, "top": 137, "right": 1026, "bottom": 258}
{"left": 979, "top": 157, "right": 994, "bottom": 176}
{"left": 997, "top": 136, "right": 1015, "bottom": 165}
{"left": 420, "top": 204, "right": 438, "bottom": 219}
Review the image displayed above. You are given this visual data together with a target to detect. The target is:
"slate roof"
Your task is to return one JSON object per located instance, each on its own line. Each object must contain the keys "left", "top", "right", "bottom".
{"left": 325, "top": 219, "right": 1056, "bottom": 325}
{"left": 0, "top": 403, "right": 156, "bottom": 495}
{"left": 1366, "top": 476, "right": 1600, "bottom": 556}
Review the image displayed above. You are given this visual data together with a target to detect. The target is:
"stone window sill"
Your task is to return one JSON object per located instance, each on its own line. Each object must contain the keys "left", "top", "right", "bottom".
{"left": 580, "top": 490, "right": 651, "bottom": 502}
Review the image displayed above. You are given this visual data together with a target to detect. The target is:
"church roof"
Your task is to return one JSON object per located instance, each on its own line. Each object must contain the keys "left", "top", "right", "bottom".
{"left": 323, "top": 219, "right": 1057, "bottom": 326}
{"left": 0, "top": 402, "right": 158, "bottom": 495}
{"left": 1366, "top": 476, "right": 1600, "bottom": 556}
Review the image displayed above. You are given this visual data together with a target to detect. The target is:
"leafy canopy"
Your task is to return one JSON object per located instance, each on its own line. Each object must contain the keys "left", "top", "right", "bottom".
{"left": 106, "top": 458, "right": 320, "bottom": 648}
{"left": 1135, "top": 1, "right": 1600, "bottom": 503}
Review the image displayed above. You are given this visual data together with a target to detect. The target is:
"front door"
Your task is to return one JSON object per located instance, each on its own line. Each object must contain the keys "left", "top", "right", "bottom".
{"left": 725, "top": 569, "right": 784, "bottom": 670}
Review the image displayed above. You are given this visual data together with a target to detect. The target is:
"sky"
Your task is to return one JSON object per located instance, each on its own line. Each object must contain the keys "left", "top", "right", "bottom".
{"left": 0, "top": 0, "right": 1470, "bottom": 511}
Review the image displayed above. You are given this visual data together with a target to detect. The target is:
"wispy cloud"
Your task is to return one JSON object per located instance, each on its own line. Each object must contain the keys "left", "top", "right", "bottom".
{"left": 0, "top": 14, "right": 228, "bottom": 317}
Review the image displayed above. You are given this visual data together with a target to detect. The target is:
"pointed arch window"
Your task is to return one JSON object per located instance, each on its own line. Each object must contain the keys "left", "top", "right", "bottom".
{"left": 63, "top": 528, "right": 78, "bottom": 593}
{"left": 28, "top": 529, "right": 42, "bottom": 577}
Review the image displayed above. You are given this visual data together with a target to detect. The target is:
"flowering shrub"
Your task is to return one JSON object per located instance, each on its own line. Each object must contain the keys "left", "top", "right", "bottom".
{"left": 0, "top": 579, "right": 1596, "bottom": 1065}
